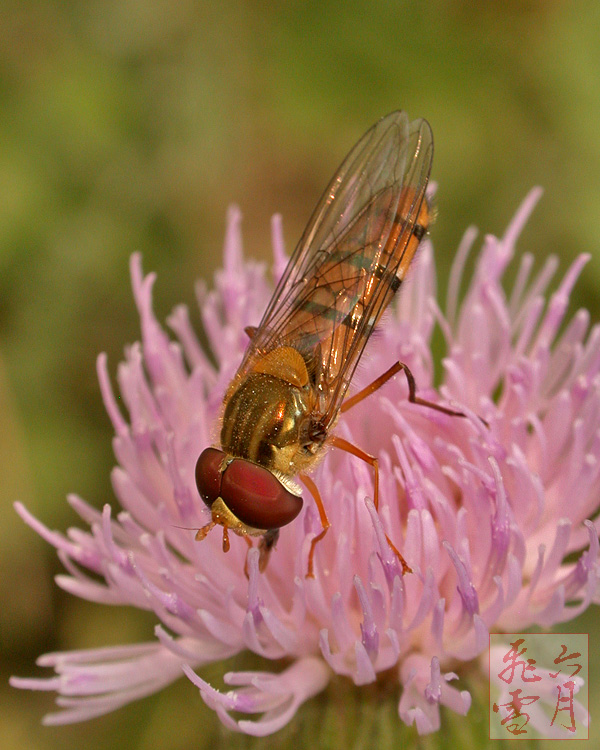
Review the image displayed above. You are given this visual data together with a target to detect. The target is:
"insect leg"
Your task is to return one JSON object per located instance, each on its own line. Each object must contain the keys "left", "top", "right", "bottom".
{"left": 329, "top": 434, "right": 411, "bottom": 575}
{"left": 300, "top": 473, "right": 330, "bottom": 578}
{"left": 341, "top": 360, "right": 466, "bottom": 418}
{"left": 329, "top": 435, "right": 379, "bottom": 508}
{"left": 258, "top": 528, "right": 280, "bottom": 572}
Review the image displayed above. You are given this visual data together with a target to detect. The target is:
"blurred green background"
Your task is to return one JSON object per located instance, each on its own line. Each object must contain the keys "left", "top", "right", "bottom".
{"left": 1, "top": 1, "right": 599, "bottom": 748}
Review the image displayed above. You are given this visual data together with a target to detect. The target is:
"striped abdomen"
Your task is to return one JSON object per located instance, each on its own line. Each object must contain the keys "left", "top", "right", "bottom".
{"left": 287, "top": 188, "right": 430, "bottom": 382}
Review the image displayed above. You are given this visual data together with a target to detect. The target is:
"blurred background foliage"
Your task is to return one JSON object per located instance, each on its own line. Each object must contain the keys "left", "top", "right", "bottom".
{"left": 1, "top": 1, "right": 599, "bottom": 748}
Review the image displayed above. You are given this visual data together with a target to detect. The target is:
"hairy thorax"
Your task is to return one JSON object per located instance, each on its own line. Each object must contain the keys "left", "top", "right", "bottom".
{"left": 220, "top": 347, "right": 322, "bottom": 479}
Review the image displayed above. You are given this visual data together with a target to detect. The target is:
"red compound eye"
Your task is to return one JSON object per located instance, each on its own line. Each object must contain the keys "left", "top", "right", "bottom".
{"left": 220, "top": 459, "right": 303, "bottom": 530}
{"left": 195, "top": 448, "right": 225, "bottom": 508}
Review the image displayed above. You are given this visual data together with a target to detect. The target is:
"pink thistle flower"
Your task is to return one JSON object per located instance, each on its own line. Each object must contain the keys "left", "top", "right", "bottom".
{"left": 11, "top": 189, "right": 600, "bottom": 736}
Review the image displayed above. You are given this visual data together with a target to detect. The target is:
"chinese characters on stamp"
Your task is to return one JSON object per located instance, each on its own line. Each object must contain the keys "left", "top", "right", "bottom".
{"left": 489, "top": 633, "right": 589, "bottom": 740}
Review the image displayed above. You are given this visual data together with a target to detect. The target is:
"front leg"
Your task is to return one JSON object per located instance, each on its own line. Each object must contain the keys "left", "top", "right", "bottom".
{"left": 258, "top": 528, "right": 280, "bottom": 572}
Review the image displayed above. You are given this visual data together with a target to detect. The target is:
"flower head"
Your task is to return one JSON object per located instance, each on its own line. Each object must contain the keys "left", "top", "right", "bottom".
{"left": 11, "top": 189, "right": 600, "bottom": 735}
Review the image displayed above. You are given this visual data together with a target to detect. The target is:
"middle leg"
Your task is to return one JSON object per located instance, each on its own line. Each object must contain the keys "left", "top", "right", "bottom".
{"left": 329, "top": 434, "right": 411, "bottom": 575}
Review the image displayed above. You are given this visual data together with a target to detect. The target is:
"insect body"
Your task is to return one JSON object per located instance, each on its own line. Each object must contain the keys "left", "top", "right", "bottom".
{"left": 195, "top": 111, "right": 448, "bottom": 575}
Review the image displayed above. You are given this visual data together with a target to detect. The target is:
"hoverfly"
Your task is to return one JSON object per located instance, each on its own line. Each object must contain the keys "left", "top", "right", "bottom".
{"left": 195, "top": 111, "right": 462, "bottom": 577}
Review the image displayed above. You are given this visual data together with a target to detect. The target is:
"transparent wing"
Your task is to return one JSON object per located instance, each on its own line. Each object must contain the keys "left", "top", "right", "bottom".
{"left": 239, "top": 111, "right": 433, "bottom": 427}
